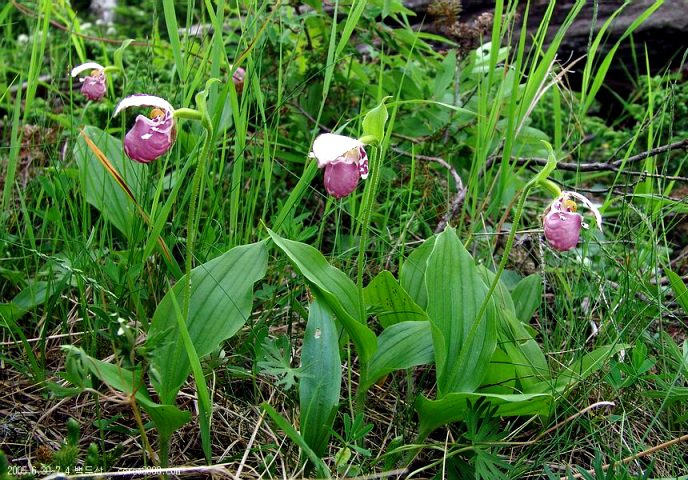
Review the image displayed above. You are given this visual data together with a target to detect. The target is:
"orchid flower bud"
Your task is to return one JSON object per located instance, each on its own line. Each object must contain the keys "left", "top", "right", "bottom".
{"left": 232, "top": 67, "right": 246, "bottom": 94}
{"left": 114, "top": 95, "right": 177, "bottom": 163}
{"left": 71, "top": 62, "right": 107, "bottom": 101}
{"left": 309, "top": 133, "right": 369, "bottom": 198}
{"left": 543, "top": 191, "right": 602, "bottom": 252}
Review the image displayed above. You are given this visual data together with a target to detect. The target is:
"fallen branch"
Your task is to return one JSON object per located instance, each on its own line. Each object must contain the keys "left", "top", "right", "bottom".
{"left": 515, "top": 138, "right": 688, "bottom": 175}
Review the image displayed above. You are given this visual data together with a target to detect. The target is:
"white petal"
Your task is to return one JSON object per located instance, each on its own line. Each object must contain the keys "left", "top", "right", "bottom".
{"left": 311, "top": 133, "right": 364, "bottom": 168}
{"left": 564, "top": 191, "right": 603, "bottom": 231}
{"left": 70, "top": 62, "right": 105, "bottom": 77}
{"left": 114, "top": 94, "right": 175, "bottom": 117}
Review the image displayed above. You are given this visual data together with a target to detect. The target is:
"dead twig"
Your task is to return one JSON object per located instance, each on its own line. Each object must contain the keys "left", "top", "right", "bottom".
{"left": 561, "top": 432, "right": 688, "bottom": 480}
{"left": 11, "top": 0, "right": 149, "bottom": 47}
{"left": 514, "top": 138, "right": 688, "bottom": 177}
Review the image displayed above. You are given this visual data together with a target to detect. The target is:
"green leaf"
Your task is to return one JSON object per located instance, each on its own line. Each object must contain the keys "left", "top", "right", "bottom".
{"left": 511, "top": 274, "right": 542, "bottom": 323}
{"left": 1, "top": 274, "right": 68, "bottom": 322}
{"left": 262, "top": 403, "right": 331, "bottom": 478}
{"left": 137, "top": 401, "right": 191, "bottom": 445}
{"left": 113, "top": 38, "right": 134, "bottom": 74}
{"left": 481, "top": 349, "right": 517, "bottom": 394}
{"left": 361, "top": 321, "right": 434, "bottom": 392}
{"left": 530, "top": 344, "right": 628, "bottom": 394}
{"left": 478, "top": 266, "right": 516, "bottom": 315}
{"left": 667, "top": 269, "right": 688, "bottom": 315}
{"left": 425, "top": 227, "right": 497, "bottom": 396}
{"left": 416, "top": 391, "right": 553, "bottom": 439}
{"left": 643, "top": 381, "right": 688, "bottom": 401}
{"left": 148, "top": 241, "right": 268, "bottom": 403}
{"left": 499, "top": 309, "right": 550, "bottom": 389}
{"left": 400, "top": 235, "right": 436, "bottom": 309}
{"left": 62, "top": 346, "right": 191, "bottom": 443}
{"left": 62, "top": 346, "right": 142, "bottom": 395}
{"left": 268, "top": 229, "right": 359, "bottom": 319}
{"left": 364, "top": 270, "right": 428, "bottom": 328}
{"left": 432, "top": 50, "right": 457, "bottom": 100}
{"left": 73, "top": 125, "right": 146, "bottom": 239}
{"left": 361, "top": 97, "right": 390, "bottom": 144}
{"left": 257, "top": 336, "right": 301, "bottom": 390}
{"left": 267, "top": 229, "right": 377, "bottom": 364}
{"left": 300, "top": 299, "right": 341, "bottom": 458}
{"left": 165, "top": 283, "right": 213, "bottom": 463}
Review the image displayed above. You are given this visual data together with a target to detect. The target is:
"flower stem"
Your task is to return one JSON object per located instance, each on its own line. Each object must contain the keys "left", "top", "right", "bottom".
{"left": 354, "top": 148, "right": 381, "bottom": 414}
{"left": 356, "top": 148, "right": 380, "bottom": 314}
{"left": 182, "top": 124, "right": 214, "bottom": 321}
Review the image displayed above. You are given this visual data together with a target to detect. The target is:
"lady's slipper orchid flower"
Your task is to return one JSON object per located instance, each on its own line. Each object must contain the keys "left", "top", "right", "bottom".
{"left": 543, "top": 191, "right": 602, "bottom": 251}
{"left": 114, "top": 95, "right": 177, "bottom": 163}
{"left": 310, "top": 133, "right": 368, "bottom": 198}
{"left": 71, "top": 62, "right": 107, "bottom": 101}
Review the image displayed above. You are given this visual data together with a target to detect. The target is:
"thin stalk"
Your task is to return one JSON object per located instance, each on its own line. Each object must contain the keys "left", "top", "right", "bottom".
{"left": 353, "top": 146, "right": 381, "bottom": 412}
{"left": 129, "top": 395, "right": 156, "bottom": 468}
{"left": 183, "top": 118, "right": 214, "bottom": 333}
{"left": 356, "top": 143, "right": 382, "bottom": 308}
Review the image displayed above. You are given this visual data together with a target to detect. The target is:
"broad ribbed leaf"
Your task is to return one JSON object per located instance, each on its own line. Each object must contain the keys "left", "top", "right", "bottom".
{"left": 267, "top": 229, "right": 377, "bottom": 364}
{"left": 149, "top": 241, "right": 268, "bottom": 403}
{"left": 400, "top": 235, "right": 436, "bottom": 309}
{"left": 416, "top": 391, "right": 553, "bottom": 439}
{"left": 481, "top": 348, "right": 517, "bottom": 394}
{"left": 361, "top": 321, "right": 434, "bottom": 392}
{"left": 511, "top": 274, "right": 542, "bottom": 323}
{"left": 364, "top": 270, "right": 428, "bottom": 327}
{"left": 499, "top": 309, "right": 550, "bottom": 388}
{"left": 478, "top": 266, "right": 516, "bottom": 314}
{"left": 73, "top": 125, "right": 146, "bottom": 238}
{"left": 425, "top": 227, "right": 497, "bottom": 396}
{"left": 300, "top": 300, "right": 341, "bottom": 458}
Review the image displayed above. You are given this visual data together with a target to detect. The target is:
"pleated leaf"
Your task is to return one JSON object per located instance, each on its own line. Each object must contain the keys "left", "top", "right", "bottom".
{"left": 511, "top": 273, "right": 543, "bottom": 323}
{"left": 300, "top": 299, "right": 341, "bottom": 458}
{"left": 364, "top": 270, "right": 428, "bottom": 328}
{"left": 416, "top": 391, "right": 553, "bottom": 439}
{"left": 268, "top": 228, "right": 377, "bottom": 364}
{"left": 149, "top": 241, "right": 268, "bottom": 403}
{"left": 499, "top": 309, "right": 551, "bottom": 389}
{"left": 361, "top": 320, "right": 435, "bottom": 392}
{"left": 63, "top": 346, "right": 190, "bottom": 442}
{"left": 400, "top": 235, "right": 436, "bottom": 309}
{"left": 425, "top": 227, "right": 497, "bottom": 396}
